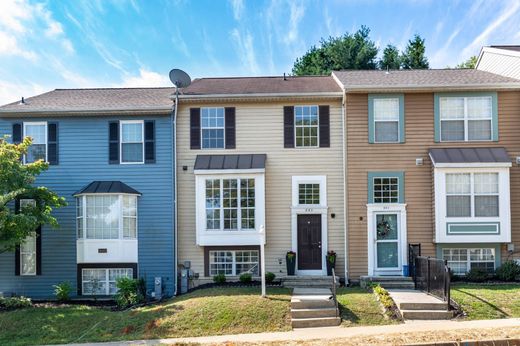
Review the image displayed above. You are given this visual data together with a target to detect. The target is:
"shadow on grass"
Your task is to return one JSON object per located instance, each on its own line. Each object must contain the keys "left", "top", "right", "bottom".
{"left": 338, "top": 303, "right": 361, "bottom": 324}
{"left": 453, "top": 288, "right": 510, "bottom": 317}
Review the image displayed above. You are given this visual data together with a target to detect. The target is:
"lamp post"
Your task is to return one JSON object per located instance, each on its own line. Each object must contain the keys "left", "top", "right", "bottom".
{"left": 259, "top": 225, "right": 266, "bottom": 298}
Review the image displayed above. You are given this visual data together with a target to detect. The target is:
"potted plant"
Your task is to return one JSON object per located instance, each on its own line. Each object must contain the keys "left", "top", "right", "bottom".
{"left": 286, "top": 251, "right": 296, "bottom": 276}
{"left": 326, "top": 250, "right": 337, "bottom": 276}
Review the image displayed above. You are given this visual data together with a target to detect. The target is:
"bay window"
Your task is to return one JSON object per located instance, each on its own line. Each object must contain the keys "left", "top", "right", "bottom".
{"left": 446, "top": 173, "right": 499, "bottom": 218}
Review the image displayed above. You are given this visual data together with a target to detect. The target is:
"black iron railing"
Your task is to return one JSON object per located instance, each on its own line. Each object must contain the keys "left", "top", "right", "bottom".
{"left": 412, "top": 256, "right": 451, "bottom": 310}
{"left": 331, "top": 268, "right": 339, "bottom": 318}
{"left": 408, "top": 244, "right": 421, "bottom": 277}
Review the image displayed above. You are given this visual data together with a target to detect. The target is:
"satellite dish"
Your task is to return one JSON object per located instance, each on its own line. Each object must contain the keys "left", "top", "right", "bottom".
{"left": 169, "top": 69, "right": 191, "bottom": 88}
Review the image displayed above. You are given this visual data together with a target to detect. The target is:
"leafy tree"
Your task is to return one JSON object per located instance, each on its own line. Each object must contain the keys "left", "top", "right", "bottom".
{"left": 0, "top": 136, "right": 66, "bottom": 253}
{"left": 456, "top": 56, "right": 477, "bottom": 69}
{"left": 379, "top": 44, "right": 401, "bottom": 70}
{"left": 401, "top": 34, "right": 429, "bottom": 69}
{"left": 292, "top": 26, "right": 379, "bottom": 75}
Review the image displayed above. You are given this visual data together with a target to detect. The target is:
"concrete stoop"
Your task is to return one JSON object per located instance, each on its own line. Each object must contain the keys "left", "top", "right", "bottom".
{"left": 360, "top": 276, "right": 415, "bottom": 289}
{"left": 282, "top": 276, "right": 339, "bottom": 289}
{"left": 291, "top": 288, "right": 341, "bottom": 328}
{"left": 387, "top": 289, "right": 454, "bottom": 321}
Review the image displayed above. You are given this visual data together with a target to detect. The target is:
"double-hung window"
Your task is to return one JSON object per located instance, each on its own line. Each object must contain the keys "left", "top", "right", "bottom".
{"left": 295, "top": 106, "right": 319, "bottom": 147}
{"left": 440, "top": 96, "right": 493, "bottom": 141}
{"left": 205, "top": 178, "right": 255, "bottom": 230}
{"left": 19, "top": 199, "right": 37, "bottom": 276}
{"left": 23, "top": 122, "right": 47, "bottom": 163}
{"left": 209, "top": 250, "right": 259, "bottom": 276}
{"left": 373, "top": 98, "right": 399, "bottom": 143}
{"left": 76, "top": 195, "right": 138, "bottom": 240}
{"left": 201, "top": 107, "right": 225, "bottom": 149}
{"left": 120, "top": 121, "right": 144, "bottom": 163}
{"left": 442, "top": 248, "right": 495, "bottom": 275}
{"left": 446, "top": 173, "right": 499, "bottom": 217}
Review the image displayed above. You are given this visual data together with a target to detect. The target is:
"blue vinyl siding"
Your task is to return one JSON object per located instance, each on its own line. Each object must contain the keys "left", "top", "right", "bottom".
{"left": 0, "top": 115, "right": 174, "bottom": 298}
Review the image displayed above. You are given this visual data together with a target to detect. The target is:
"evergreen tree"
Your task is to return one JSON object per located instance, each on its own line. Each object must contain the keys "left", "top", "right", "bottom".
{"left": 379, "top": 44, "right": 401, "bottom": 70}
{"left": 401, "top": 34, "right": 429, "bottom": 69}
{"left": 456, "top": 56, "right": 477, "bottom": 69}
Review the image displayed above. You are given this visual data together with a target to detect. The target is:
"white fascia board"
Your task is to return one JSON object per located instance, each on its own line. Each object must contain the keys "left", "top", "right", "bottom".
{"left": 430, "top": 162, "right": 512, "bottom": 168}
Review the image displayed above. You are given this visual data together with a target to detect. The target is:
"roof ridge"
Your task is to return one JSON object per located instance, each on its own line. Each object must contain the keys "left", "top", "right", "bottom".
{"left": 193, "top": 75, "right": 331, "bottom": 80}
{"left": 53, "top": 87, "right": 174, "bottom": 91}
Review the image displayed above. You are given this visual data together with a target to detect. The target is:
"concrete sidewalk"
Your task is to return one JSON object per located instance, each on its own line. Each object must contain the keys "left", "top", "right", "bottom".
{"left": 64, "top": 318, "right": 520, "bottom": 346}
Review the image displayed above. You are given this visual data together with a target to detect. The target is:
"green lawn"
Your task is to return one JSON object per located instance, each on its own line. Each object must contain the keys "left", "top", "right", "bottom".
{"left": 336, "top": 286, "right": 398, "bottom": 327}
{"left": 451, "top": 283, "right": 520, "bottom": 320}
{"left": 0, "top": 287, "right": 291, "bottom": 346}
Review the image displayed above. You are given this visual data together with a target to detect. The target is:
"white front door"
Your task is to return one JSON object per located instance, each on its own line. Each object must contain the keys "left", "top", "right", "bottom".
{"left": 374, "top": 212, "right": 401, "bottom": 275}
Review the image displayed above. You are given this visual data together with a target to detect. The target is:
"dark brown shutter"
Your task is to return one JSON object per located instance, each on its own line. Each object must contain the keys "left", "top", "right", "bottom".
{"left": 225, "top": 107, "right": 236, "bottom": 149}
{"left": 144, "top": 120, "right": 155, "bottom": 163}
{"left": 283, "top": 106, "right": 294, "bottom": 148}
{"left": 319, "top": 105, "right": 330, "bottom": 148}
{"left": 14, "top": 199, "right": 20, "bottom": 276}
{"left": 190, "top": 108, "right": 201, "bottom": 149}
{"left": 47, "top": 122, "right": 58, "bottom": 165}
{"left": 12, "top": 123, "right": 22, "bottom": 144}
{"left": 109, "top": 121, "right": 119, "bottom": 164}
{"left": 36, "top": 226, "right": 42, "bottom": 275}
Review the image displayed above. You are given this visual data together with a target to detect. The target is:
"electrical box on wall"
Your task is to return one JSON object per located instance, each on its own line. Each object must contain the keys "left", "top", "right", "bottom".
{"left": 507, "top": 243, "right": 515, "bottom": 252}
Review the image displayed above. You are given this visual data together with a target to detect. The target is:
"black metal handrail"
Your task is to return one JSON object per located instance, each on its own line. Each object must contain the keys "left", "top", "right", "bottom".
{"left": 412, "top": 256, "right": 451, "bottom": 311}
{"left": 331, "top": 268, "right": 339, "bottom": 318}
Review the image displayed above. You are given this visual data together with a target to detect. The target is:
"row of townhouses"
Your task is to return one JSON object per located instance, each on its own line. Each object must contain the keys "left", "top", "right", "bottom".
{"left": 1, "top": 46, "right": 520, "bottom": 298}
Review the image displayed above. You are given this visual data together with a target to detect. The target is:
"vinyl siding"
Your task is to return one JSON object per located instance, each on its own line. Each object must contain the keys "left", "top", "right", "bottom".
{"left": 176, "top": 100, "right": 345, "bottom": 281}
{"left": 346, "top": 91, "right": 520, "bottom": 278}
{"left": 477, "top": 50, "right": 520, "bottom": 79}
{"left": 0, "top": 115, "right": 174, "bottom": 298}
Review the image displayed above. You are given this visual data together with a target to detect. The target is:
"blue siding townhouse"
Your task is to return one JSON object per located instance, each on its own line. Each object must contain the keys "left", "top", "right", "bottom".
{"left": 0, "top": 88, "right": 176, "bottom": 298}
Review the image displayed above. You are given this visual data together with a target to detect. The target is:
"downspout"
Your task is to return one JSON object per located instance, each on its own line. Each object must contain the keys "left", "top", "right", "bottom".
{"left": 172, "top": 88, "right": 179, "bottom": 296}
{"left": 341, "top": 91, "right": 349, "bottom": 285}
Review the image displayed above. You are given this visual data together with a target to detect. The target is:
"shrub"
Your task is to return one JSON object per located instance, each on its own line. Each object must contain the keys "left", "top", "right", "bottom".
{"left": 372, "top": 284, "right": 394, "bottom": 310}
{"left": 239, "top": 273, "right": 252, "bottom": 283}
{"left": 465, "top": 268, "right": 490, "bottom": 282}
{"left": 213, "top": 274, "right": 226, "bottom": 284}
{"left": 496, "top": 261, "right": 520, "bottom": 282}
{"left": 265, "top": 272, "right": 276, "bottom": 284}
{"left": 53, "top": 281, "right": 72, "bottom": 302}
{"left": 114, "top": 277, "right": 144, "bottom": 309}
{"left": 0, "top": 296, "right": 32, "bottom": 310}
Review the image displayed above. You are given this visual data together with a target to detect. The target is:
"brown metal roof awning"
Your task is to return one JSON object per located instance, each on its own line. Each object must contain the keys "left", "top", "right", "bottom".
{"left": 194, "top": 154, "right": 267, "bottom": 170}
{"left": 429, "top": 147, "right": 511, "bottom": 167}
{"left": 73, "top": 181, "right": 141, "bottom": 196}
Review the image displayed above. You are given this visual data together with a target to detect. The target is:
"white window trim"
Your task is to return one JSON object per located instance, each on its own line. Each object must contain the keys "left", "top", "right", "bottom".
{"left": 195, "top": 172, "right": 265, "bottom": 246}
{"left": 442, "top": 248, "right": 496, "bottom": 275}
{"left": 120, "top": 120, "right": 144, "bottom": 164}
{"left": 434, "top": 167, "right": 511, "bottom": 243}
{"left": 294, "top": 105, "right": 319, "bottom": 149}
{"left": 81, "top": 268, "right": 133, "bottom": 295}
{"left": 76, "top": 194, "right": 138, "bottom": 240}
{"left": 200, "top": 107, "right": 226, "bottom": 150}
{"left": 19, "top": 199, "right": 37, "bottom": 276}
{"left": 439, "top": 96, "right": 493, "bottom": 142}
{"left": 373, "top": 97, "right": 400, "bottom": 144}
{"left": 208, "top": 250, "right": 260, "bottom": 277}
{"left": 23, "top": 121, "right": 48, "bottom": 164}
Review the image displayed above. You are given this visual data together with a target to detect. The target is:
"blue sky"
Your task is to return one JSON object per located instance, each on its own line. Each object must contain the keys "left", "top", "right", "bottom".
{"left": 1, "top": 0, "right": 519, "bottom": 104}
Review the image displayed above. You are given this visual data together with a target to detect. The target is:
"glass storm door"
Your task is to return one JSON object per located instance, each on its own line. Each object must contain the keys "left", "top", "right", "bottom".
{"left": 375, "top": 213, "right": 400, "bottom": 272}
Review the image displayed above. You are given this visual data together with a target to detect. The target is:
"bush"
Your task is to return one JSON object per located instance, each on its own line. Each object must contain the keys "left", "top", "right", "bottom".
{"left": 265, "top": 272, "right": 276, "bottom": 284}
{"left": 53, "top": 281, "right": 72, "bottom": 302}
{"left": 114, "top": 277, "right": 144, "bottom": 309}
{"left": 213, "top": 274, "right": 226, "bottom": 284}
{"left": 465, "top": 268, "right": 490, "bottom": 282}
{"left": 372, "top": 284, "right": 394, "bottom": 310}
{"left": 0, "top": 296, "right": 32, "bottom": 310}
{"left": 239, "top": 273, "right": 252, "bottom": 283}
{"left": 496, "top": 261, "right": 520, "bottom": 282}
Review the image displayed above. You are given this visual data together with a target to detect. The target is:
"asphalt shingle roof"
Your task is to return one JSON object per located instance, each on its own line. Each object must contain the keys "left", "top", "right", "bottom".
{"left": 333, "top": 69, "right": 520, "bottom": 90}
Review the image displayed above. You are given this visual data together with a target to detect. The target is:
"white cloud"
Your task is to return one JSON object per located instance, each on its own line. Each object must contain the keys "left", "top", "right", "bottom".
{"left": 230, "top": 28, "right": 260, "bottom": 75}
{"left": 0, "top": 30, "right": 37, "bottom": 61}
{"left": 0, "top": 0, "right": 32, "bottom": 34}
{"left": 45, "top": 21, "right": 64, "bottom": 37}
{"left": 0, "top": 79, "right": 47, "bottom": 105}
{"left": 119, "top": 68, "right": 170, "bottom": 88}
{"left": 230, "top": 0, "right": 244, "bottom": 21}
{"left": 171, "top": 26, "right": 190, "bottom": 57}
{"left": 284, "top": 1, "right": 305, "bottom": 45}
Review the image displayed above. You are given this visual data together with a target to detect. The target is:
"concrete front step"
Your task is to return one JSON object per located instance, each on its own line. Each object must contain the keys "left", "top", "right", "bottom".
{"left": 291, "top": 307, "right": 338, "bottom": 319}
{"left": 379, "top": 282, "right": 415, "bottom": 289}
{"left": 361, "top": 276, "right": 413, "bottom": 282}
{"left": 292, "top": 316, "right": 341, "bottom": 328}
{"left": 291, "top": 295, "right": 336, "bottom": 309}
{"left": 401, "top": 309, "right": 454, "bottom": 320}
{"left": 400, "top": 302, "right": 449, "bottom": 311}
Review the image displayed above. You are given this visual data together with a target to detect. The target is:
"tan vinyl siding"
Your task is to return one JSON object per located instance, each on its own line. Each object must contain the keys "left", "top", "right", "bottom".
{"left": 346, "top": 91, "right": 520, "bottom": 278}
{"left": 177, "top": 100, "right": 345, "bottom": 282}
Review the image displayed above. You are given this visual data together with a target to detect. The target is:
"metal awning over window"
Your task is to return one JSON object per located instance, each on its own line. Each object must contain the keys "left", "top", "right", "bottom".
{"left": 194, "top": 154, "right": 267, "bottom": 171}
{"left": 429, "top": 147, "right": 511, "bottom": 168}
{"left": 73, "top": 181, "right": 141, "bottom": 196}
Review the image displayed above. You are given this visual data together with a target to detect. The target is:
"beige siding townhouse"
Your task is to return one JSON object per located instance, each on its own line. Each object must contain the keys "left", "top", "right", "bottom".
{"left": 332, "top": 69, "right": 520, "bottom": 281}
{"left": 175, "top": 76, "right": 347, "bottom": 285}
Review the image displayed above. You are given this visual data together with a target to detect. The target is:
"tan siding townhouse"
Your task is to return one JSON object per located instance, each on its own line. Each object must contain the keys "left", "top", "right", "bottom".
{"left": 175, "top": 76, "right": 347, "bottom": 285}
{"left": 333, "top": 69, "right": 520, "bottom": 281}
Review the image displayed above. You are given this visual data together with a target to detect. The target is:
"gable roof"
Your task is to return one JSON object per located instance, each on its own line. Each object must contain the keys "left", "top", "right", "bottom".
{"left": 0, "top": 87, "right": 175, "bottom": 115}
{"left": 179, "top": 76, "right": 342, "bottom": 97}
{"left": 332, "top": 69, "right": 520, "bottom": 92}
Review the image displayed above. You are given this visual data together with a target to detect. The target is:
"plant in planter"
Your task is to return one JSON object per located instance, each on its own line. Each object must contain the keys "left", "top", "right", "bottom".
{"left": 326, "top": 250, "right": 337, "bottom": 276}
{"left": 286, "top": 251, "right": 296, "bottom": 276}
